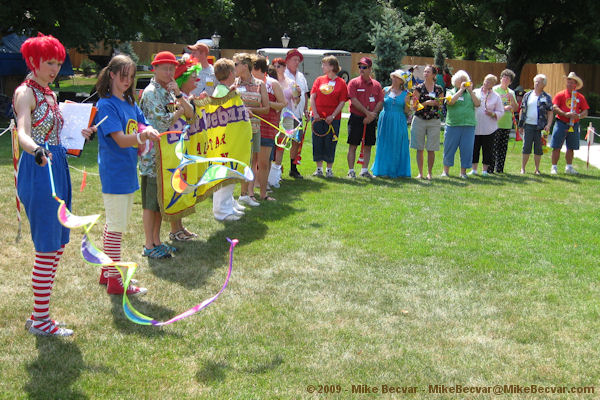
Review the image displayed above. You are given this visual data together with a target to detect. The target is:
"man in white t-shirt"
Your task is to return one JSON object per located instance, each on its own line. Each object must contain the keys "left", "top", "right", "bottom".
{"left": 187, "top": 41, "right": 216, "bottom": 97}
{"left": 284, "top": 48, "right": 309, "bottom": 178}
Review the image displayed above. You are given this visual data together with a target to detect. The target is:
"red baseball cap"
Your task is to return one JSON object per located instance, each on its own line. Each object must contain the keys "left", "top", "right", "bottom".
{"left": 285, "top": 48, "right": 303, "bottom": 63}
{"left": 151, "top": 51, "right": 178, "bottom": 66}
{"left": 358, "top": 57, "right": 372, "bottom": 67}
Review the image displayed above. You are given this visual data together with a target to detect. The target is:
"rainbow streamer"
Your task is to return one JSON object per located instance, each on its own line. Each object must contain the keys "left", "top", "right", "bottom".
{"left": 43, "top": 129, "right": 240, "bottom": 326}
{"left": 170, "top": 125, "right": 254, "bottom": 194}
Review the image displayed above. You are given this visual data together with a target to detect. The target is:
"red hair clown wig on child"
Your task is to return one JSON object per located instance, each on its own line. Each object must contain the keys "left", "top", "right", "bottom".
{"left": 20, "top": 33, "right": 66, "bottom": 72}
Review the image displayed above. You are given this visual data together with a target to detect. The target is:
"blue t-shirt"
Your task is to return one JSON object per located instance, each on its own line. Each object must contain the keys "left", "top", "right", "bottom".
{"left": 96, "top": 95, "right": 148, "bottom": 194}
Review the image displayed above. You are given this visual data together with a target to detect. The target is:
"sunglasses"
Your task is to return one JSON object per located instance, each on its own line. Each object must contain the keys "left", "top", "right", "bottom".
{"left": 358, "top": 65, "right": 370, "bottom": 70}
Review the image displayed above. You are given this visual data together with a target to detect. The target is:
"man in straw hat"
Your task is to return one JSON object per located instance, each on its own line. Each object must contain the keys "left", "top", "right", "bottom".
{"left": 550, "top": 72, "right": 589, "bottom": 174}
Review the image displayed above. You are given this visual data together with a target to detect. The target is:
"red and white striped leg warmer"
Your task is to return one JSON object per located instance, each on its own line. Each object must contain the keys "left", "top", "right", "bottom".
{"left": 31, "top": 250, "right": 59, "bottom": 333}
{"left": 103, "top": 226, "right": 122, "bottom": 277}
{"left": 50, "top": 245, "right": 65, "bottom": 289}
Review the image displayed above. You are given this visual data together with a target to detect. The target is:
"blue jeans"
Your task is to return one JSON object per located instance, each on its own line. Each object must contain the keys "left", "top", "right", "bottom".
{"left": 443, "top": 125, "right": 475, "bottom": 168}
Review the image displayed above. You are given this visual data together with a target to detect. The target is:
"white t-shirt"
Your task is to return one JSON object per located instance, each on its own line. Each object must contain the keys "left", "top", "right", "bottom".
{"left": 284, "top": 68, "right": 308, "bottom": 119}
{"left": 191, "top": 64, "right": 216, "bottom": 97}
{"left": 525, "top": 93, "right": 539, "bottom": 125}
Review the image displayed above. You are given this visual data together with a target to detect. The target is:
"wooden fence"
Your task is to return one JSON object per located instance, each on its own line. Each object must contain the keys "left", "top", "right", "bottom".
{"left": 68, "top": 42, "right": 600, "bottom": 97}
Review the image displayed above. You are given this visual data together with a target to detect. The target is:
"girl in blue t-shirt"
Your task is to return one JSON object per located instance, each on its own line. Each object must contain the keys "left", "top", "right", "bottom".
{"left": 93, "top": 55, "right": 160, "bottom": 296}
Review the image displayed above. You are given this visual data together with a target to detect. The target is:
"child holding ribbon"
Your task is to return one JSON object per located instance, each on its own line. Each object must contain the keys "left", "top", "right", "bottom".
{"left": 14, "top": 34, "right": 93, "bottom": 336}
{"left": 94, "top": 54, "right": 160, "bottom": 295}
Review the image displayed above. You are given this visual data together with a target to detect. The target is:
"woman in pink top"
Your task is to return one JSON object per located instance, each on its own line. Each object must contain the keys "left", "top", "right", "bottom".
{"left": 251, "top": 56, "right": 286, "bottom": 201}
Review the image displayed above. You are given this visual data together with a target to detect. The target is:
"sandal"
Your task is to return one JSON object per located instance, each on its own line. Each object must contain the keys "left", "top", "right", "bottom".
{"left": 142, "top": 245, "right": 172, "bottom": 259}
{"left": 260, "top": 195, "right": 276, "bottom": 201}
{"left": 182, "top": 228, "right": 197, "bottom": 238}
{"left": 169, "top": 230, "right": 194, "bottom": 242}
{"left": 156, "top": 243, "right": 177, "bottom": 254}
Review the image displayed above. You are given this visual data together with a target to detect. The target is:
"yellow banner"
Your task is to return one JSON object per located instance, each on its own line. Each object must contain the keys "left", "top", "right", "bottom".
{"left": 156, "top": 91, "right": 252, "bottom": 221}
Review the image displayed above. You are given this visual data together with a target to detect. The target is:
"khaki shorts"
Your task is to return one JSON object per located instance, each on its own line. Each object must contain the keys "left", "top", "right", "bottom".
{"left": 102, "top": 193, "right": 135, "bottom": 233}
{"left": 141, "top": 175, "right": 160, "bottom": 212}
{"left": 410, "top": 115, "right": 441, "bottom": 151}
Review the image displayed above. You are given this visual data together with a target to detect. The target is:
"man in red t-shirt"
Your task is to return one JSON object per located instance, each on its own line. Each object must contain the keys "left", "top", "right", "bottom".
{"left": 345, "top": 57, "right": 384, "bottom": 178}
{"left": 550, "top": 72, "right": 589, "bottom": 174}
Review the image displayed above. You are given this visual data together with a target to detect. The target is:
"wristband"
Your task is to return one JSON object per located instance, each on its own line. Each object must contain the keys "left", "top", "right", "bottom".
{"left": 175, "top": 93, "right": 183, "bottom": 99}
{"left": 136, "top": 132, "right": 144, "bottom": 144}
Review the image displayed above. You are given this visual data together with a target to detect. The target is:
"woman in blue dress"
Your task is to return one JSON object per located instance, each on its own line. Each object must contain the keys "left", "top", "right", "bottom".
{"left": 372, "top": 69, "right": 411, "bottom": 177}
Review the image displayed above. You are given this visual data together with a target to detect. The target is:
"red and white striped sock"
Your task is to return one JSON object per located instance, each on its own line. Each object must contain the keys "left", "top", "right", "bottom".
{"left": 50, "top": 245, "right": 65, "bottom": 289}
{"left": 103, "top": 226, "right": 122, "bottom": 277}
{"left": 31, "top": 250, "right": 59, "bottom": 333}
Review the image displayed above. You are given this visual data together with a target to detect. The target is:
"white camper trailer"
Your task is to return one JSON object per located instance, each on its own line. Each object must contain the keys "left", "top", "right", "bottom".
{"left": 257, "top": 47, "right": 352, "bottom": 89}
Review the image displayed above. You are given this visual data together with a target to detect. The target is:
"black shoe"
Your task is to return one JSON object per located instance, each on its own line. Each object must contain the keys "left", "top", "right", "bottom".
{"left": 289, "top": 170, "right": 303, "bottom": 179}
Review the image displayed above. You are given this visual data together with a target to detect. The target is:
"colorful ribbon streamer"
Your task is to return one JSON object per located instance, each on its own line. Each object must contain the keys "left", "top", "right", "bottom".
{"left": 170, "top": 125, "right": 254, "bottom": 194}
{"left": 38, "top": 135, "right": 240, "bottom": 326}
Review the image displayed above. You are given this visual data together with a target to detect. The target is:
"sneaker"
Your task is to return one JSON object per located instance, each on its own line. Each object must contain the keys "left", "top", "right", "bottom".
{"left": 441, "top": 172, "right": 449, "bottom": 177}
{"left": 238, "top": 195, "right": 260, "bottom": 207}
{"left": 481, "top": 171, "right": 489, "bottom": 176}
{"left": 325, "top": 170, "right": 334, "bottom": 178}
{"left": 347, "top": 170, "right": 356, "bottom": 178}
{"left": 550, "top": 166, "right": 558, "bottom": 175}
{"left": 459, "top": 174, "right": 468, "bottom": 179}
{"left": 25, "top": 317, "right": 66, "bottom": 330}
{"left": 99, "top": 266, "right": 109, "bottom": 285}
{"left": 215, "top": 213, "right": 241, "bottom": 222}
{"left": 107, "top": 275, "right": 147, "bottom": 296}
{"left": 28, "top": 320, "right": 73, "bottom": 337}
{"left": 359, "top": 171, "right": 373, "bottom": 178}
{"left": 312, "top": 169, "right": 324, "bottom": 177}
{"left": 467, "top": 170, "right": 477, "bottom": 175}
{"left": 233, "top": 200, "right": 246, "bottom": 211}
{"left": 233, "top": 208, "right": 245, "bottom": 217}
{"left": 565, "top": 166, "right": 578, "bottom": 175}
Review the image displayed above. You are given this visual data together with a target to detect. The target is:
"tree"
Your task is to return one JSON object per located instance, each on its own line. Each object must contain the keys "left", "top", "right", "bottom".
{"left": 412, "top": 0, "right": 600, "bottom": 86}
{"left": 369, "top": 1, "right": 409, "bottom": 86}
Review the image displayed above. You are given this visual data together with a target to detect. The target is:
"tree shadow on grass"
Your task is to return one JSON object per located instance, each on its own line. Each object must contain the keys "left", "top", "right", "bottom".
{"left": 24, "top": 336, "right": 87, "bottom": 400}
{"left": 146, "top": 178, "right": 326, "bottom": 292}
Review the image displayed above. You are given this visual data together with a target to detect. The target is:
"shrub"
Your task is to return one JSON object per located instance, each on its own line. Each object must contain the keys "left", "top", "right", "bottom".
{"left": 80, "top": 59, "right": 97, "bottom": 77}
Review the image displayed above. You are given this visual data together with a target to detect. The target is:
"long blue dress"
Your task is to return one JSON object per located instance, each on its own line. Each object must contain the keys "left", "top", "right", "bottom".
{"left": 372, "top": 88, "right": 411, "bottom": 177}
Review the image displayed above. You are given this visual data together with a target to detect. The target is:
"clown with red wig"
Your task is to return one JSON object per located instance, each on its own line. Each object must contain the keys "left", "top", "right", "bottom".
{"left": 13, "top": 33, "right": 94, "bottom": 336}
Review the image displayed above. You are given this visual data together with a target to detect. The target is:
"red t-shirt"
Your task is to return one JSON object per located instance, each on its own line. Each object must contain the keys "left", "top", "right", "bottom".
{"left": 311, "top": 75, "right": 348, "bottom": 120}
{"left": 553, "top": 89, "right": 589, "bottom": 123}
{"left": 347, "top": 76, "right": 383, "bottom": 116}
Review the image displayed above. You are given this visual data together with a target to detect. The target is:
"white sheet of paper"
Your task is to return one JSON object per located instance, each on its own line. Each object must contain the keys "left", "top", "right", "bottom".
{"left": 59, "top": 102, "right": 93, "bottom": 151}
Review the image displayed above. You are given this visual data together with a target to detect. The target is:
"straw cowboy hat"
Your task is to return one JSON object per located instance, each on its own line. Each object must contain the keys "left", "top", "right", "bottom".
{"left": 565, "top": 72, "right": 583, "bottom": 90}
{"left": 390, "top": 69, "right": 406, "bottom": 82}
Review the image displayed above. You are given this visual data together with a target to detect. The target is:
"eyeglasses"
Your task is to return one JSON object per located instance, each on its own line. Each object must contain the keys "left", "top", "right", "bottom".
{"left": 358, "top": 65, "right": 369, "bottom": 70}
{"left": 275, "top": 64, "right": 285, "bottom": 68}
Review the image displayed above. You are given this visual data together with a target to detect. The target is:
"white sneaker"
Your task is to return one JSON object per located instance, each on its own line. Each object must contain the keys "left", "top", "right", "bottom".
{"left": 325, "top": 170, "right": 334, "bottom": 178}
{"left": 312, "top": 169, "right": 324, "bottom": 177}
{"left": 565, "top": 166, "right": 578, "bottom": 175}
{"left": 441, "top": 172, "right": 449, "bottom": 177}
{"left": 233, "top": 208, "right": 245, "bottom": 216}
{"left": 233, "top": 200, "right": 246, "bottom": 211}
{"left": 216, "top": 213, "right": 241, "bottom": 222}
{"left": 459, "top": 174, "right": 468, "bottom": 179}
{"left": 468, "top": 170, "right": 477, "bottom": 175}
{"left": 481, "top": 171, "right": 489, "bottom": 176}
{"left": 550, "top": 166, "right": 558, "bottom": 175}
{"left": 238, "top": 195, "right": 260, "bottom": 207}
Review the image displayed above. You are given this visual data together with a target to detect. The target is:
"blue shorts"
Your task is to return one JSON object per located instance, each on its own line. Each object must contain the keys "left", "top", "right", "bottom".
{"left": 550, "top": 119, "right": 580, "bottom": 150}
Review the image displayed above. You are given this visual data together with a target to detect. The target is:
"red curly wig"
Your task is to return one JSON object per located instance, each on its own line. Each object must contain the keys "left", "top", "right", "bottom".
{"left": 20, "top": 33, "right": 66, "bottom": 72}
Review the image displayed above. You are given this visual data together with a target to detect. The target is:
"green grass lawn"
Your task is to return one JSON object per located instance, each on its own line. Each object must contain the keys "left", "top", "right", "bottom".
{"left": 1, "top": 121, "right": 599, "bottom": 399}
